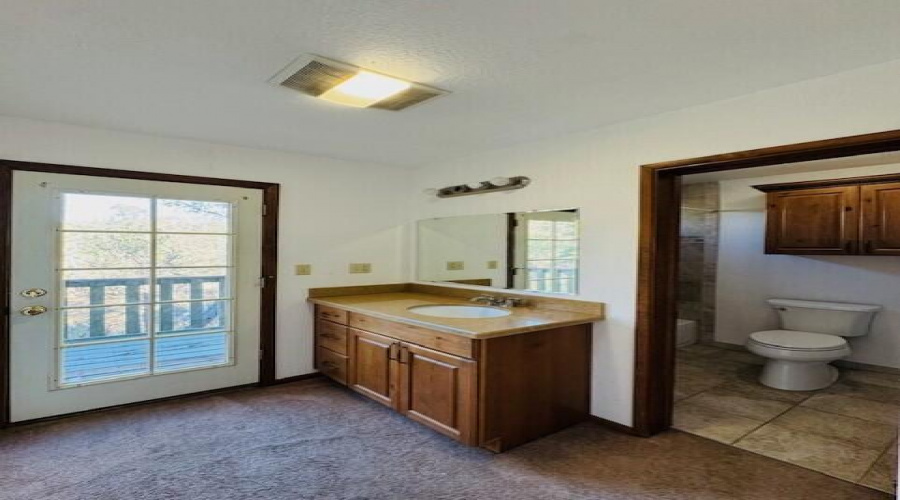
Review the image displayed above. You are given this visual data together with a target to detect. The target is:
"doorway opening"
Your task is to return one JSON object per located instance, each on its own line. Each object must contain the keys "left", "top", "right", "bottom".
{"left": 635, "top": 132, "right": 900, "bottom": 494}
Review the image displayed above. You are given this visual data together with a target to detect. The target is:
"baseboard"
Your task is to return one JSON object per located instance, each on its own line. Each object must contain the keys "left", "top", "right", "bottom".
{"left": 269, "top": 373, "right": 324, "bottom": 385}
{"left": 589, "top": 415, "right": 644, "bottom": 436}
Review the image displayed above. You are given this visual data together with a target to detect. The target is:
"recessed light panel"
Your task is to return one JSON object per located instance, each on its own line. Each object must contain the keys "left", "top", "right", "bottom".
{"left": 269, "top": 55, "right": 447, "bottom": 111}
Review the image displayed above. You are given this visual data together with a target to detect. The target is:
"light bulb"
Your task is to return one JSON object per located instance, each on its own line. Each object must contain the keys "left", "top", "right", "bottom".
{"left": 491, "top": 177, "right": 511, "bottom": 186}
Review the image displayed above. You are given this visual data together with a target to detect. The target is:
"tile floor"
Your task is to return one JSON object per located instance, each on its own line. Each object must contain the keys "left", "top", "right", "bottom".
{"left": 674, "top": 344, "right": 899, "bottom": 495}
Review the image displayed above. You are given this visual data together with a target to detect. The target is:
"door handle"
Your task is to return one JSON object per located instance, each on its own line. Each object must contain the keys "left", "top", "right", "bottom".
{"left": 20, "top": 288, "right": 47, "bottom": 298}
{"left": 20, "top": 305, "right": 48, "bottom": 316}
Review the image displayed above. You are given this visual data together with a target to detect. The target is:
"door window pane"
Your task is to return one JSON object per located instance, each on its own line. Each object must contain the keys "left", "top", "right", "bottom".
{"left": 155, "top": 332, "right": 228, "bottom": 372}
{"left": 62, "top": 232, "right": 151, "bottom": 268}
{"left": 156, "top": 234, "right": 229, "bottom": 267}
{"left": 156, "top": 268, "right": 230, "bottom": 301}
{"left": 156, "top": 199, "right": 231, "bottom": 233}
{"left": 62, "top": 269, "right": 150, "bottom": 307}
{"left": 61, "top": 340, "right": 150, "bottom": 385}
{"left": 62, "top": 194, "right": 151, "bottom": 231}
{"left": 156, "top": 300, "right": 229, "bottom": 335}
{"left": 62, "top": 305, "right": 150, "bottom": 343}
{"left": 56, "top": 192, "right": 236, "bottom": 387}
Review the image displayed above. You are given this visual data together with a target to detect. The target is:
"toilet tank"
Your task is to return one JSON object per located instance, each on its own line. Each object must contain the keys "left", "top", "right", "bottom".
{"left": 768, "top": 299, "right": 881, "bottom": 337}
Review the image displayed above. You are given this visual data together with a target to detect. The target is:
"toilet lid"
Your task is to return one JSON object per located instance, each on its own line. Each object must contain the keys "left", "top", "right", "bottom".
{"left": 749, "top": 330, "right": 847, "bottom": 351}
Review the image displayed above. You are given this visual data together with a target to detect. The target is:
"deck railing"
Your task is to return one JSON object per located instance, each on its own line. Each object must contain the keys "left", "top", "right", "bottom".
{"left": 65, "top": 276, "right": 227, "bottom": 341}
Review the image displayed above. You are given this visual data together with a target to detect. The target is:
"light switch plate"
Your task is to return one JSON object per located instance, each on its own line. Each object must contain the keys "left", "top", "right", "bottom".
{"left": 486, "top": 260, "right": 498, "bottom": 269}
{"left": 294, "top": 264, "right": 312, "bottom": 275}
{"left": 349, "top": 263, "right": 372, "bottom": 274}
{"left": 446, "top": 261, "right": 464, "bottom": 271}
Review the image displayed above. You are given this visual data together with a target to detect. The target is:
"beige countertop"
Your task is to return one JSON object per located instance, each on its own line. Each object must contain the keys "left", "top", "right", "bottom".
{"left": 308, "top": 291, "right": 603, "bottom": 339}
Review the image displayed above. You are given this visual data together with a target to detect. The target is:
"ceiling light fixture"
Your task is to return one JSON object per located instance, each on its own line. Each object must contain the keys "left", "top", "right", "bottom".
{"left": 269, "top": 55, "right": 448, "bottom": 111}
{"left": 318, "top": 71, "right": 412, "bottom": 108}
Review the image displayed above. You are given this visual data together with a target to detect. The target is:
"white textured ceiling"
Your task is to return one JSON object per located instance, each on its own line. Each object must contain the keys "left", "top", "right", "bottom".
{"left": 3, "top": 1, "right": 900, "bottom": 167}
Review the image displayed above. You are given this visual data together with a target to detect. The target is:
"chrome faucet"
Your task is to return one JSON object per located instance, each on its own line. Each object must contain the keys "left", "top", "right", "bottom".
{"left": 470, "top": 295, "right": 527, "bottom": 308}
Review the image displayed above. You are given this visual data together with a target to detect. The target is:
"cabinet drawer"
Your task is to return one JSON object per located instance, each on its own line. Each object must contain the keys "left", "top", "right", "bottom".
{"left": 348, "top": 313, "right": 474, "bottom": 359}
{"left": 316, "top": 305, "right": 348, "bottom": 325}
{"left": 316, "top": 346, "right": 348, "bottom": 385}
{"left": 316, "top": 319, "right": 348, "bottom": 355}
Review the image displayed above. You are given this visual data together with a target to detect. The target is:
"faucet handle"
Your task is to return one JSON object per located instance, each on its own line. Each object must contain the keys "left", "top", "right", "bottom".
{"left": 500, "top": 297, "right": 526, "bottom": 307}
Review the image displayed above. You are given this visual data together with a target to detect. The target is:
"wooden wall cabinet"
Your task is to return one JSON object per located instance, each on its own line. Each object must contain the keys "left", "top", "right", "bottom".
{"left": 755, "top": 175, "right": 900, "bottom": 256}
{"left": 314, "top": 305, "right": 590, "bottom": 452}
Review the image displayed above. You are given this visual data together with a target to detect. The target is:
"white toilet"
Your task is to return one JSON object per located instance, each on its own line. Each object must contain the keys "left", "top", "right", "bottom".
{"left": 746, "top": 299, "right": 881, "bottom": 391}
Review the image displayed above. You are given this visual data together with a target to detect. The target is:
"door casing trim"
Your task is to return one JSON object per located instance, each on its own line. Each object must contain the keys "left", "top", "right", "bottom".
{"left": 633, "top": 129, "right": 900, "bottom": 436}
{"left": 0, "top": 159, "right": 280, "bottom": 426}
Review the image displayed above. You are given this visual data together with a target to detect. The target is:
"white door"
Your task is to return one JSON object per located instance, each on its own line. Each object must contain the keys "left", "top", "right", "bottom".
{"left": 9, "top": 171, "right": 263, "bottom": 422}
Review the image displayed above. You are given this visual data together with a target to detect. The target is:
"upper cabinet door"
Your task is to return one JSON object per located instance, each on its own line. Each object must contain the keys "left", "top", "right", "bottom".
{"left": 861, "top": 182, "right": 900, "bottom": 255}
{"left": 765, "top": 186, "right": 859, "bottom": 255}
{"left": 347, "top": 328, "right": 398, "bottom": 408}
{"left": 396, "top": 343, "right": 477, "bottom": 445}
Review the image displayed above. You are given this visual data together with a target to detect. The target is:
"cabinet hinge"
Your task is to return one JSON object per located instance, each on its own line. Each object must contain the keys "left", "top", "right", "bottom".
{"left": 262, "top": 204, "right": 268, "bottom": 216}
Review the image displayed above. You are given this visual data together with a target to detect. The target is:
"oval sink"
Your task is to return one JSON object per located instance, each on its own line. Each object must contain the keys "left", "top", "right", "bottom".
{"left": 407, "top": 304, "right": 512, "bottom": 319}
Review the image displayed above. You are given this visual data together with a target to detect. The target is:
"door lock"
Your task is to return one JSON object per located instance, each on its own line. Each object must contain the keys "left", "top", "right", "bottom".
{"left": 20, "top": 288, "right": 47, "bottom": 298}
{"left": 20, "top": 305, "right": 48, "bottom": 316}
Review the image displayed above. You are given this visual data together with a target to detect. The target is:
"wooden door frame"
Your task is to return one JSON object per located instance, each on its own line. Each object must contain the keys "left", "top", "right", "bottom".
{"left": 634, "top": 129, "right": 900, "bottom": 436}
{"left": 0, "top": 159, "right": 280, "bottom": 426}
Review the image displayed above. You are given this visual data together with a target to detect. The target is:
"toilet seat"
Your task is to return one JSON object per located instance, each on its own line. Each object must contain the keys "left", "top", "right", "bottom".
{"left": 748, "top": 330, "right": 847, "bottom": 351}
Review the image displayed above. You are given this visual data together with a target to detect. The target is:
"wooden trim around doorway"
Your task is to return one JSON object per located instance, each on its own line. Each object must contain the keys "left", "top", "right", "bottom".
{"left": 633, "top": 129, "right": 900, "bottom": 436}
{"left": 0, "top": 159, "right": 280, "bottom": 426}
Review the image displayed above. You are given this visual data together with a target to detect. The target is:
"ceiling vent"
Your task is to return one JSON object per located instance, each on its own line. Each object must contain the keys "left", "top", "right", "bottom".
{"left": 269, "top": 55, "right": 448, "bottom": 111}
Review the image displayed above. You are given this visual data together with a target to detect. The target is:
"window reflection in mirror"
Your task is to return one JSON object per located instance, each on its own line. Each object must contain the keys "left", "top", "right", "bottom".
{"left": 416, "top": 209, "right": 580, "bottom": 295}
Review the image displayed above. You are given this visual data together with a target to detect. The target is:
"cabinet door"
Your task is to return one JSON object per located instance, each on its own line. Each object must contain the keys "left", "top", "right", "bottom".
{"left": 347, "top": 328, "right": 399, "bottom": 408}
{"left": 861, "top": 182, "right": 900, "bottom": 255}
{"left": 397, "top": 343, "right": 477, "bottom": 444}
{"left": 765, "top": 186, "right": 859, "bottom": 254}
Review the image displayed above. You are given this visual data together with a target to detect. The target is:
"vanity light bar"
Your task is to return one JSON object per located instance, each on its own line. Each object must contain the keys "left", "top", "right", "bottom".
{"left": 436, "top": 176, "right": 531, "bottom": 198}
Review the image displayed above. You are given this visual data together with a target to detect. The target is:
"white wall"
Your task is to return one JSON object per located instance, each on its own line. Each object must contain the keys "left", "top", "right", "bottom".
{"left": 409, "top": 58, "right": 900, "bottom": 426}
{"left": 716, "top": 163, "right": 900, "bottom": 369}
{"left": 0, "top": 115, "right": 411, "bottom": 380}
{"left": 417, "top": 214, "right": 507, "bottom": 286}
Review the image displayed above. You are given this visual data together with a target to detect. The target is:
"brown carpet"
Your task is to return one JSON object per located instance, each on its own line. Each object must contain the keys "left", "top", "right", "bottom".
{"left": 1, "top": 378, "right": 889, "bottom": 500}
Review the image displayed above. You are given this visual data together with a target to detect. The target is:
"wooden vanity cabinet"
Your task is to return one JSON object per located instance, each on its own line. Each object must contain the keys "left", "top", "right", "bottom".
{"left": 397, "top": 343, "right": 477, "bottom": 444}
{"left": 347, "top": 329, "right": 395, "bottom": 407}
{"left": 755, "top": 175, "right": 900, "bottom": 256}
{"left": 313, "top": 305, "right": 591, "bottom": 452}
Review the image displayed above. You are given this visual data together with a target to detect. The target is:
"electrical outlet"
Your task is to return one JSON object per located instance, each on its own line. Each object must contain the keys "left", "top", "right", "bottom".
{"left": 349, "top": 263, "right": 372, "bottom": 274}
{"left": 486, "top": 260, "right": 498, "bottom": 269}
{"left": 294, "top": 264, "right": 312, "bottom": 275}
{"left": 446, "top": 261, "right": 464, "bottom": 271}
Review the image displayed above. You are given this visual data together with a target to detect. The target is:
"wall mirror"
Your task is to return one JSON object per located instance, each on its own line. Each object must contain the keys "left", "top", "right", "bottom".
{"left": 416, "top": 209, "right": 580, "bottom": 295}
